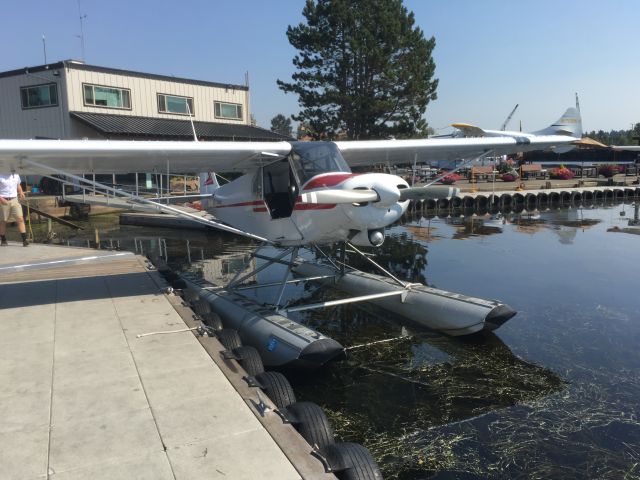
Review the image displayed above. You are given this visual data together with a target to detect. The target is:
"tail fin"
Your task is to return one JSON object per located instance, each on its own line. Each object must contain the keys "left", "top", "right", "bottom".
{"left": 533, "top": 107, "right": 582, "bottom": 138}
{"left": 199, "top": 171, "right": 220, "bottom": 195}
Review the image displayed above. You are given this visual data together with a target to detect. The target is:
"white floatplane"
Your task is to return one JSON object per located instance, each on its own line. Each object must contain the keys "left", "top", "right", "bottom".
{"left": 0, "top": 107, "right": 582, "bottom": 354}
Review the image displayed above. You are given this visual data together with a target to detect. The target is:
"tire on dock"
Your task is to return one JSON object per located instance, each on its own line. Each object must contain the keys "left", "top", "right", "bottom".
{"left": 320, "top": 443, "right": 383, "bottom": 480}
{"left": 594, "top": 190, "right": 604, "bottom": 202}
{"left": 286, "top": 401, "right": 334, "bottom": 450}
{"left": 193, "top": 298, "right": 212, "bottom": 317}
{"left": 475, "top": 195, "right": 488, "bottom": 209}
{"left": 571, "top": 191, "right": 582, "bottom": 205}
{"left": 500, "top": 194, "right": 512, "bottom": 208}
{"left": 256, "top": 371, "right": 297, "bottom": 409}
{"left": 232, "top": 346, "right": 265, "bottom": 376}
{"left": 525, "top": 193, "right": 537, "bottom": 209}
{"left": 513, "top": 193, "right": 525, "bottom": 207}
{"left": 463, "top": 196, "right": 475, "bottom": 209}
{"left": 582, "top": 190, "right": 594, "bottom": 203}
{"left": 537, "top": 192, "right": 549, "bottom": 207}
{"left": 560, "top": 191, "right": 571, "bottom": 205}
{"left": 201, "top": 312, "right": 223, "bottom": 331}
{"left": 182, "top": 288, "right": 200, "bottom": 305}
{"left": 604, "top": 189, "right": 614, "bottom": 201}
{"left": 451, "top": 196, "right": 462, "bottom": 208}
{"left": 436, "top": 197, "right": 449, "bottom": 210}
{"left": 217, "top": 328, "right": 242, "bottom": 350}
{"left": 615, "top": 189, "right": 624, "bottom": 200}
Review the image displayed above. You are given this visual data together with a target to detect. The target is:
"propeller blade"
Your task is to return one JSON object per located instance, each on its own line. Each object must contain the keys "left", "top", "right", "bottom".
{"left": 399, "top": 185, "right": 460, "bottom": 201}
{"left": 299, "top": 189, "right": 379, "bottom": 204}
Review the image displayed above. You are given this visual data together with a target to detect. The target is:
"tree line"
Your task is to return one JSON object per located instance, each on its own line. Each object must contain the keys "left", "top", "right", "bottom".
{"left": 584, "top": 124, "right": 640, "bottom": 146}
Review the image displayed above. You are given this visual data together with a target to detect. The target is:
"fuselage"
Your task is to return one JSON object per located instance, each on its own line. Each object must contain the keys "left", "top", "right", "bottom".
{"left": 200, "top": 142, "right": 410, "bottom": 246}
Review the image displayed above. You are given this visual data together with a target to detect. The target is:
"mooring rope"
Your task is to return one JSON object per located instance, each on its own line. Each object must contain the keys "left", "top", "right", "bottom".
{"left": 136, "top": 326, "right": 200, "bottom": 338}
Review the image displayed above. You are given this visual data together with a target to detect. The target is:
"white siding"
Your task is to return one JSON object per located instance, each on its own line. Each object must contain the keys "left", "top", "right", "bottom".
{"left": 65, "top": 67, "right": 249, "bottom": 124}
{"left": 0, "top": 64, "right": 251, "bottom": 140}
{"left": 0, "top": 73, "right": 68, "bottom": 139}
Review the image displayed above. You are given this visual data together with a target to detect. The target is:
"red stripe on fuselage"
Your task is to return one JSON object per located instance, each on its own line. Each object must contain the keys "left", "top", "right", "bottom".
{"left": 302, "top": 173, "right": 357, "bottom": 191}
{"left": 293, "top": 203, "right": 336, "bottom": 210}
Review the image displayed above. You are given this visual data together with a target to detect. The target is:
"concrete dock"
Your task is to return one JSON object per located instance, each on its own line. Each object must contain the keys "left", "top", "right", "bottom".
{"left": 0, "top": 244, "right": 331, "bottom": 479}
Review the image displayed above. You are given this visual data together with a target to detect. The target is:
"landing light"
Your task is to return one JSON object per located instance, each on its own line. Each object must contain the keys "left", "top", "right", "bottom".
{"left": 369, "top": 230, "right": 385, "bottom": 247}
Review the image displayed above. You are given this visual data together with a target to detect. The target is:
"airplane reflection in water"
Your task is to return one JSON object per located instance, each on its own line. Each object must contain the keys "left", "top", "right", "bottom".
{"left": 400, "top": 208, "right": 608, "bottom": 243}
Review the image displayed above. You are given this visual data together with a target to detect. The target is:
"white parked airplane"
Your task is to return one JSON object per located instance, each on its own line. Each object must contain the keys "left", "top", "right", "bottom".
{"left": 0, "top": 105, "right": 583, "bottom": 338}
{"left": 0, "top": 107, "right": 582, "bottom": 247}
{"left": 451, "top": 107, "right": 581, "bottom": 154}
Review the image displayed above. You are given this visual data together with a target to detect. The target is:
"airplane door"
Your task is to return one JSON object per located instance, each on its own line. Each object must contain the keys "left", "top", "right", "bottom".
{"left": 262, "top": 159, "right": 298, "bottom": 219}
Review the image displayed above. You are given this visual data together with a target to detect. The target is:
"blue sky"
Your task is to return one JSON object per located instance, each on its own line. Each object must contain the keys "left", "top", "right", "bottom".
{"left": 2, "top": 0, "right": 638, "bottom": 133}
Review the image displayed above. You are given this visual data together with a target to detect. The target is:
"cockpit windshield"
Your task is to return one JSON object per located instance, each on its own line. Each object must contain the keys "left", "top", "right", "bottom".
{"left": 289, "top": 142, "right": 351, "bottom": 185}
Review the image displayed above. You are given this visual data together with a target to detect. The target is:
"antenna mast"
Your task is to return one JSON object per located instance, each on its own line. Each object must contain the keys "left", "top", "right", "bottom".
{"left": 77, "top": 0, "right": 87, "bottom": 61}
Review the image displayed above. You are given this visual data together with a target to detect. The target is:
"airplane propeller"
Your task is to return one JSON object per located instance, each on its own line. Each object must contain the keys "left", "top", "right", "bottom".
{"left": 298, "top": 189, "right": 379, "bottom": 205}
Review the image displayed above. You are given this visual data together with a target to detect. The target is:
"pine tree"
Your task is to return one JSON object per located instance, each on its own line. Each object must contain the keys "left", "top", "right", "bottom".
{"left": 278, "top": 0, "right": 437, "bottom": 140}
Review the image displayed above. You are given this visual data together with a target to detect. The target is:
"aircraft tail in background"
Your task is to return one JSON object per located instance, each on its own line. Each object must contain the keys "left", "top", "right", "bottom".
{"left": 199, "top": 171, "right": 220, "bottom": 195}
{"left": 533, "top": 107, "right": 582, "bottom": 138}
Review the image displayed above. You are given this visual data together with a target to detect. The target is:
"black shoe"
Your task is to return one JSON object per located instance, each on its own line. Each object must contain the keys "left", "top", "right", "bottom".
{"left": 23, "top": 240, "right": 29, "bottom": 247}
{"left": 0, "top": 239, "right": 7, "bottom": 246}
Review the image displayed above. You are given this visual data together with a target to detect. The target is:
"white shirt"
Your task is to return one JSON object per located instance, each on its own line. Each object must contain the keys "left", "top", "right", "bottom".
{"left": 0, "top": 173, "right": 21, "bottom": 198}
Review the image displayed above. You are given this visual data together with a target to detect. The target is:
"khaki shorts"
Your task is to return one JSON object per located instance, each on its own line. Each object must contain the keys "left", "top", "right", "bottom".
{"left": 0, "top": 198, "right": 23, "bottom": 222}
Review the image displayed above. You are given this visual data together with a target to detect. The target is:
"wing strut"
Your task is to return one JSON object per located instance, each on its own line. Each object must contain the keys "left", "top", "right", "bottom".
{"left": 23, "top": 159, "right": 272, "bottom": 244}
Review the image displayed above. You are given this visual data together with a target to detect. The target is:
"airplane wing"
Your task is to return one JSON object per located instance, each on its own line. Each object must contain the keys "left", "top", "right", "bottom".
{"left": 0, "top": 139, "right": 292, "bottom": 174}
{"left": 335, "top": 134, "right": 577, "bottom": 167}
{"left": 611, "top": 145, "right": 640, "bottom": 151}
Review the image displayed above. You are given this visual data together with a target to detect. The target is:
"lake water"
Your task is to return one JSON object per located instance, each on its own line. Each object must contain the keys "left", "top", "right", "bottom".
{"left": 36, "top": 203, "right": 640, "bottom": 479}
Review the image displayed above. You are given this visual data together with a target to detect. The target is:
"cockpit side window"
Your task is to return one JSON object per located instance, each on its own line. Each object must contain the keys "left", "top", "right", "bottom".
{"left": 289, "top": 142, "right": 351, "bottom": 185}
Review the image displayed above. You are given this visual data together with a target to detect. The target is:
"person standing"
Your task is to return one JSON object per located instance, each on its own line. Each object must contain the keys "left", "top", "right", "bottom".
{"left": 0, "top": 173, "right": 28, "bottom": 246}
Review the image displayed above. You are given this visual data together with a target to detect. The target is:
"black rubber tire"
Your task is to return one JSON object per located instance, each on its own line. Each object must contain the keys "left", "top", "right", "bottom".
{"left": 320, "top": 443, "right": 382, "bottom": 480}
{"left": 217, "top": 329, "right": 242, "bottom": 350}
{"left": 171, "top": 279, "right": 186, "bottom": 290}
{"left": 256, "top": 371, "right": 296, "bottom": 409}
{"left": 182, "top": 288, "right": 199, "bottom": 304}
{"left": 201, "top": 312, "right": 223, "bottom": 331}
{"left": 193, "top": 298, "right": 212, "bottom": 316}
{"left": 286, "top": 401, "right": 334, "bottom": 450}
{"left": 232, "top": 346, "right": 264, "bottom": 376}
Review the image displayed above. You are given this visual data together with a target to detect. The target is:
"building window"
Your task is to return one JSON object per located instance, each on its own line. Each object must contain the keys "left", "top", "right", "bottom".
{"left": 214, "top": 101, "right": 242, "bottom": 120}
{"left": 157, "top": 94, "right": 194, "bottom": 115}
{"left": 83, "top": 84, "right": 131, "bottom": 109}
{"left": 20, "top": 83, "right": 58, "bottom": 109}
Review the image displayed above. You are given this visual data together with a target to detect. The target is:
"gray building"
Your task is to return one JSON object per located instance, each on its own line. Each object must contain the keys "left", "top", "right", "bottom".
{"left": 0, "top": 60, "right": 287, "bottom": 142}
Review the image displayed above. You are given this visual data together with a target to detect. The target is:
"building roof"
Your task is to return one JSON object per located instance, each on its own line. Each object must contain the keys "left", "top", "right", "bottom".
{"left": 70, "top": 111, "right": 292, "bottom": 141}
{"left": 0, "top": 60, "right": 248, "bottom": 91}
